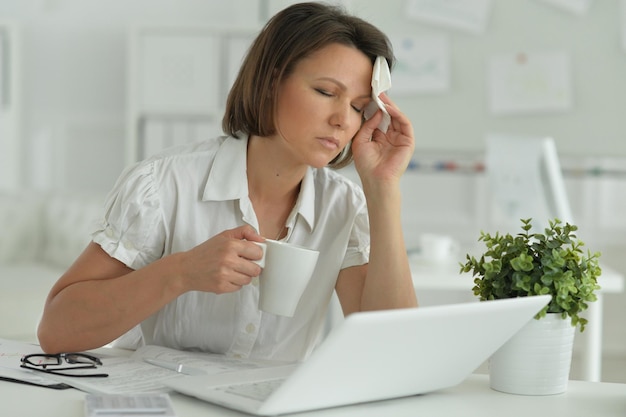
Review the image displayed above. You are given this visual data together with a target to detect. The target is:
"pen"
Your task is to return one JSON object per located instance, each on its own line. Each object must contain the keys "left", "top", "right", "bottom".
{"left": 143, "top": 358, "right": 207, "bottom": 376}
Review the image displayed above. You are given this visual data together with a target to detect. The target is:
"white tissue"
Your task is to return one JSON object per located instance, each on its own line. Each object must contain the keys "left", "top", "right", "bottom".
{"left": 363, "top": 56, "right": 392, "bottom": 133}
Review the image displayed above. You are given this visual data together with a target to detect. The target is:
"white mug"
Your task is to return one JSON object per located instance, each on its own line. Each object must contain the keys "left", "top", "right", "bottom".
{"left": 253, "top": 240, "right": 319, "bottom": 317}
{"left": 419, "top": 233, "right": 459, "bottom": 264}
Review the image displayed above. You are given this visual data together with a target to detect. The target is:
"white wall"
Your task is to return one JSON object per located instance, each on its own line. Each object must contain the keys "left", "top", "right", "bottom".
{"left": 6, "top": 0, "right": 624, "bottom": 190}
{"left": 351, "top": 0, "right": 626, "bottom": 157}
{"left": 0, "top": 0, "right": 261, "bottom": 191}
{"left": 0, "top": 21, "right": 21, "bottom": 190}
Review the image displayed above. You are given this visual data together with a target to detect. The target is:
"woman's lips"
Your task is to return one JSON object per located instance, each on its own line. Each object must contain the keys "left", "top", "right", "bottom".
{"left": 317, "top": 136, "right": 340, "bottom": 150}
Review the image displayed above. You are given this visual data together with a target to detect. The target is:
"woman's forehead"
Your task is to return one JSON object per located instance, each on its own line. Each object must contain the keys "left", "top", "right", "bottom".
{"left": 290, "top": 44, "right": 373, "bottom": 92}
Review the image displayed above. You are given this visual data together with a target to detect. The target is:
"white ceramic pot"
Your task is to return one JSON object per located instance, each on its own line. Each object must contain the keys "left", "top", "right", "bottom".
{"left": 489, "top": 313, "right": 575, "bottom": 395}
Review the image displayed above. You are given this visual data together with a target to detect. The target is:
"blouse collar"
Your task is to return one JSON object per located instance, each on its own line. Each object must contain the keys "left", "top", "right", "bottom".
{"left": 202, "top": 134, "right": 316, "bottom": 231}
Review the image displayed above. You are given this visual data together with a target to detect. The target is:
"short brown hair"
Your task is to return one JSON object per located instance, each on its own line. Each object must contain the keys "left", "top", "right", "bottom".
{"left": 222, "top": 2, "right": 394, "bottom": 169}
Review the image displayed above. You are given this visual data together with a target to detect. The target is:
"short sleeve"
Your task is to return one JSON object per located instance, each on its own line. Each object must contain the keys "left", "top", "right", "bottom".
{"left": 92, "top": 161, "right": 165, "bottom": 270}
{"left": 340, "top": 199, "right": 370, "bottom": 269}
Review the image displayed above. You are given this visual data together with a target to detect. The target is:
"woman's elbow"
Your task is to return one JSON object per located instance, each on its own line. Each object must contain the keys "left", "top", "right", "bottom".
{"left": 37, "top": 322, "right": 59, "bottom": 354}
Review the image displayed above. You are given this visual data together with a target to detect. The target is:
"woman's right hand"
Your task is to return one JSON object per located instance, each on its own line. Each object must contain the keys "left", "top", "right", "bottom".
{"left": 180, "top": 225, "right": 266, "bottom": 294}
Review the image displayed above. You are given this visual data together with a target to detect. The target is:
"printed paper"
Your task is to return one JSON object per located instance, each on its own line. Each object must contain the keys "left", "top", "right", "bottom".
{"left": 488, "top": 52, "right": 572, "bottom": 115}
{"left": 406, "top": 0, "right": 492, "bottom": 33}
{"left": 390, "top": 35, "right": 450, "bottom": 95}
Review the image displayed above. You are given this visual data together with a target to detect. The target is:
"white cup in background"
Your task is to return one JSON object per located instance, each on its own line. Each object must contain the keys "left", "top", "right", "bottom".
{"left": 253, "top": 240, "right": 319, "bottom": 317}
{"left": 419, "top": 233, "right": 460, "bottom": 264}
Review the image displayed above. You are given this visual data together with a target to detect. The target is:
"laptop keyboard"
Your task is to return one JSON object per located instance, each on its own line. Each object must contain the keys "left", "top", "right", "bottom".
{"left": 220, "top": 379, "right": 285, "bottom": 401}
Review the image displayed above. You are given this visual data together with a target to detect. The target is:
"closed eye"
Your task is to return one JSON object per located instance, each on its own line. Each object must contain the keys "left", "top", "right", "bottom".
{"left": 315, "top": 88, "right": 333, "bottom": 97}
{"left": 351, "top": 105, "right": 364, "bottom": 113}
{"left": 315, "top": 88, "right": 364, "bottom": 113}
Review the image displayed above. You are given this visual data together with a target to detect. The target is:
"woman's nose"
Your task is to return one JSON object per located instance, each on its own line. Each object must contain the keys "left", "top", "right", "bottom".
{"left": 329, "top": 104, "right": 351, "bottom": 129}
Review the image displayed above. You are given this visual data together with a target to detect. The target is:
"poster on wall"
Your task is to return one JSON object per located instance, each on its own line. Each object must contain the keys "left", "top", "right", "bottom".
{"left": 265, "top": 0, "right": 351, "bottom": 20}
{"left": 390, "top": 35, "right": 450, "bottom": 95}
{"left": 488, "top": 51, "right": 572, "bottom": 115}
{"left": 405, "top": 0, "right": 492, "bottom": 34}
{"left": 535, "top": 0, "right": 593, "bottom": 15}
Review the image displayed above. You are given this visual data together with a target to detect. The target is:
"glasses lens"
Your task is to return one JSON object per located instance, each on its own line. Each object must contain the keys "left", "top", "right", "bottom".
{"left": 63, "top": 353, "right": 101, "bottom": 365}
{"left": 24, "top": 355, "right": 62, "bottom": 366}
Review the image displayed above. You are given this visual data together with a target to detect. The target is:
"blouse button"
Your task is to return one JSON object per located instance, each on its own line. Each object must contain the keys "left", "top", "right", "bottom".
{"left": 245, "top": 323, "right": 256, "bottom": 334}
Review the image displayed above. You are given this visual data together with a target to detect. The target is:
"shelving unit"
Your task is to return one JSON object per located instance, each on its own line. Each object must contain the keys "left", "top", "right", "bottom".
{"left": 126, "top": 24, "right": 259, "bottom": 165}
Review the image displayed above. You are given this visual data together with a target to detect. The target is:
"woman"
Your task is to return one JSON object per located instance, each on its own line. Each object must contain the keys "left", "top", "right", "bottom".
{"left": 37, "top": 2, "right": 417, "bottom": 361}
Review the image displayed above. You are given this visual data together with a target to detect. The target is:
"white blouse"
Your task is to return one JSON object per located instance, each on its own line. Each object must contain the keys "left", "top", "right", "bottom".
{"left": 92, "top": 134, "right": 370, "bottom": 362}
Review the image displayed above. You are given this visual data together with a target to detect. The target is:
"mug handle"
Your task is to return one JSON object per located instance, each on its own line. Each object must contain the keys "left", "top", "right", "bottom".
{"left": 252, "top": 242, "right": 267, "bottom": 268}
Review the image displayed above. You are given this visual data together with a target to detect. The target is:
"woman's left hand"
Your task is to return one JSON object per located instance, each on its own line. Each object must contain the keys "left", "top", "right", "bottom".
{"left": 351, "top": 93, "right": 415, "bottom": 186}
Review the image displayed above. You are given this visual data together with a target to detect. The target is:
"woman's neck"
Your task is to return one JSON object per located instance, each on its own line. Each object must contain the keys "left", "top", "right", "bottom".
{"left": 246, "top": 135, "right": 305, "bottom": 239}
{"left": 246, "top": 134, "right": 306, "bottom": 203}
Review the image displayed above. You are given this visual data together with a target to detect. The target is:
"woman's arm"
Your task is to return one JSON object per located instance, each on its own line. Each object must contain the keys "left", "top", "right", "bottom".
{"left": 37, "top": 226, "right": 265, "bottom": 353}
{"left": 335, "top": 94, "right": 417, "bottom": 315}
{"left": 38, "top": 242, "right": 183, "bottom": 353}
{"left": 335, "top": 184, "right": 417, "bottom": 314}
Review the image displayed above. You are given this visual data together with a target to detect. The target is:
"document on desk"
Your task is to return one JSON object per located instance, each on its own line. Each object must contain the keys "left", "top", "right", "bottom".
{"left": 0, "top": 338, "right": 72, "bottom": 389}
{"left": 70, "top": 345, "right": 287, "bottom": 395}
{"left": 9, "top": 343, "right": 287, "bottom": 395}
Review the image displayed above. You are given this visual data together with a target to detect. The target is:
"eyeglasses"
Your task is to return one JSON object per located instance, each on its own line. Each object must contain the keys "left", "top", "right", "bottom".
{"left": 20, "top": 353, "right": 108, "bottom": 378}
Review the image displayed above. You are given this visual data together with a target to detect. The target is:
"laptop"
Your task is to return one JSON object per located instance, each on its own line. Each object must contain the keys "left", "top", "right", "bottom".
{"left": 164, "top": 295, "right": 550, "bottom": 415}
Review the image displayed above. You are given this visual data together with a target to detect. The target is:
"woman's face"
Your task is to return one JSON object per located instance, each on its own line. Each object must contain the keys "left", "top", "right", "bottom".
{"left": 273, "top": 43, "right": 373, "bottom": 168}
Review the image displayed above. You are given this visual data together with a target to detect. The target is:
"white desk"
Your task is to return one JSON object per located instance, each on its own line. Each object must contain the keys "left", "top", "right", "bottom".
{"left": 1, "top": 374, "right": 624, "bottom": 417}
{"left": 411, "top": 259, "right": 625, "bottom": 383}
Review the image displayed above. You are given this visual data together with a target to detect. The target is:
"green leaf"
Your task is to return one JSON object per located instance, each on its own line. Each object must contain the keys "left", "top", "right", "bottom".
{"left": 459, "top": 217, "right": 602, "bottom": 332}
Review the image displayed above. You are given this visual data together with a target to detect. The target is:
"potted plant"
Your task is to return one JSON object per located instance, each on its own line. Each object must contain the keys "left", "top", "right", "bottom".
{"left": 460, "top": 218, "right": 601, "bottom": 395}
